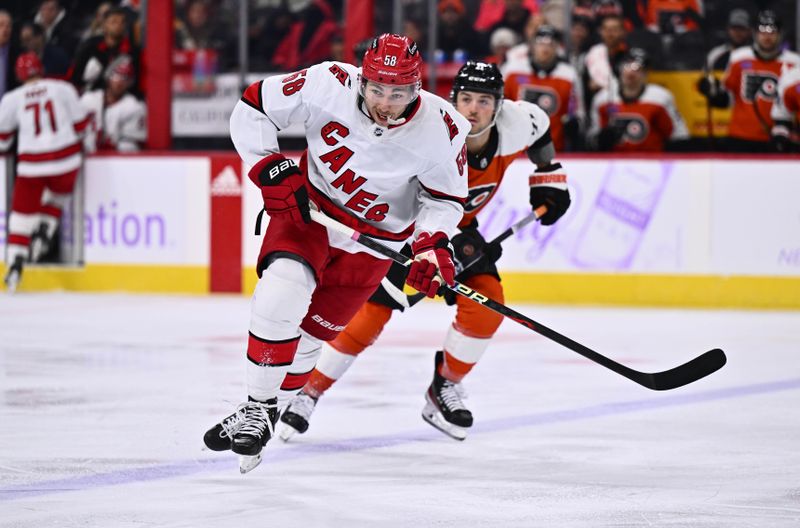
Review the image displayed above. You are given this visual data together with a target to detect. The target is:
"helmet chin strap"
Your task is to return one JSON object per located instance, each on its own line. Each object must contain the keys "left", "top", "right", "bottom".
{"left": 466, "top": 102, "right": 502, "bottom": 139}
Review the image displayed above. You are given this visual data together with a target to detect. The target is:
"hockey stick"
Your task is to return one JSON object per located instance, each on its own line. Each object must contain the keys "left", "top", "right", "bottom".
{"left": 403, "top": 208, "right": 545, "bottom": 306}
{"left": 311, "top": 209, "right": 727, "bottom": 391}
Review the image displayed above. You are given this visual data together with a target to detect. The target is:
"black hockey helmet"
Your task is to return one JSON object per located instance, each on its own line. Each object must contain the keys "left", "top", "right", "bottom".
{"left": 450, "top": 61, "right": 504, "bottom": 103}
{"left": 619, "top": 47, "right": 649, "bottom": 70}
{"left": 533, "top": 24, "right": 561, "bottom": 43}
{"left": 756, "top": 10, "right": 781, "bottom": 33}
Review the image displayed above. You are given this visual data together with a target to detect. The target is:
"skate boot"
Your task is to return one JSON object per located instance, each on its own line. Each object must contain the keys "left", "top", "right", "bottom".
{"left": 278, "top": 390, "right": 318, "bottom": 441}
{"left": 230, "top": 398, "right": 278, "bottom": 473}
{"left": 203, "top": 402, "right": 251, "bottom": 452}
{"left": 421, "top": 351, "right": 473, "bottom": 441}
{"left": 3, "top": 256, "right": 24, "bottom": 294}
{"left": 29, "top": 224, "right": 52, "bottom": 263}
{"left": 203, "top": 398, "right": 278, "bottom": 473}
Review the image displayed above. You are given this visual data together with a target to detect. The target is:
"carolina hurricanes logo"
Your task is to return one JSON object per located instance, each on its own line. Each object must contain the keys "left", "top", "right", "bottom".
{"left": 464, "top": 184, "right": 497, "bottom": 213}
{"left": 610, "top": 113, "right": 649, "bottom": 144}
{"left": 742, "top": 71, "right": 780, "bottom": 102}
{"left": 520, "top": 85, "right": 561, "bottom": 115}
{"left": 441, "top": 110, "right": 459, "bottom": 142}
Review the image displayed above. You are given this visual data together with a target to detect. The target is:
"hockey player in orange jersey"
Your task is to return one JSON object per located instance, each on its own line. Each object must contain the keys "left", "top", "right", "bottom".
{"left": 589, "top": 48, "right": 689, "bottom": 152}
{"left": 279, "top": 61, "right": 571, "bottom": 441}
{"left": 502, "top": 25, "right": 584, "bottom": 151}
{"left": 698, "top": 10, "right": 800, "bottom": 152}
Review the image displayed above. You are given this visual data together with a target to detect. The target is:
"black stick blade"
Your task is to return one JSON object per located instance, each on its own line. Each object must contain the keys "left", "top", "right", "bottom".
{"left": 646, "top": 348, "right": 727, "bottom": 391}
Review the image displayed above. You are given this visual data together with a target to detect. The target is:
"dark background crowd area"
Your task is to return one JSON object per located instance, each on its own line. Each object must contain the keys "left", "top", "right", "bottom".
{"left": 3, "top": 0, "right": 797, "bottom": 80}
{"left": 1, "top": 0, "right": 799, "bottom": 153}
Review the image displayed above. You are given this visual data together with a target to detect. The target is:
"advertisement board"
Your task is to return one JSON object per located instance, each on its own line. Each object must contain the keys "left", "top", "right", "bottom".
{"left": 83, "top": 157, "right": 211, "bottom": 265}
{"left": 2, "top": 153, "right": 798, "bottom": 306}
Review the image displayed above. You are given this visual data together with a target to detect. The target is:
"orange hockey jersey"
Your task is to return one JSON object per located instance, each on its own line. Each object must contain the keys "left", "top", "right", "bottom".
{"left": 723, "top": 47, "right": 800, "bottom": 142}
{"left": 461, "top": 98, "right": 551, "bottom": 227}
{"left": 502, "top": 60, "right": 582, "bottom": 151}
{"left": 589, "top": 84, "right": 689, "bottom": 152}
{"left": 644, "top": 0, "right": 702, "bottom": 33}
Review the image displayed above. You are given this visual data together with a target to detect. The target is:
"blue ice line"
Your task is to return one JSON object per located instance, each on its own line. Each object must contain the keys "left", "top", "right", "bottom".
{"left": 2, "top": 377, "right": 798, "bottom": 502}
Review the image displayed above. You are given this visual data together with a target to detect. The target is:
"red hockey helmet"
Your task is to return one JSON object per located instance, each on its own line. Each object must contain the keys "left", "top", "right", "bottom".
{"left": 15, "top": 52, "right": 44, "bottom": 82}
{"left": 105, "top": 55, "right": 135, "bottom": 83}
{"left": 361, "top": 33, "right": 422, "bottom": 86}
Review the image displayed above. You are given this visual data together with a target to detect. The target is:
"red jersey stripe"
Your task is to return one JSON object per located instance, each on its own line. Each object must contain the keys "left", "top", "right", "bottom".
{"left": 241, "top": 80, "right": 265, "bottom": 114}
{"left": 18, "top": 142, "right": 82, "bottom": 162}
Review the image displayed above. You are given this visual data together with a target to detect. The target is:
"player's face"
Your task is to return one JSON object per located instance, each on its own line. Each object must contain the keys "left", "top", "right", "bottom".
{"left": 107, "top": 75, "right": 130, "bottom": 98}
{"left": 533, "top": 38, "right": 557, "bottom": 66}
{"left": 362, "top": 80, "right": 417, "bottom": 126}
{"left": 455, "top": 90, "right": 496, "bottom": 135}
{"left": 620, "top": 61, "right": 646, "bottom": 91}
{"left": 755, "top": 29, "right": 779, "bottom": 53}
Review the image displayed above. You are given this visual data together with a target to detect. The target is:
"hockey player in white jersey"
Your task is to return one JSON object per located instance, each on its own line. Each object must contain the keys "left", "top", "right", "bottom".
{"left": 202, "top": 33, "right": 470, "bottom": 473}
{"left": 278, "top": 61, "right": 571, "bottom": 441}
{"left": 80, "top": 55, "right": 146, "bottom": 153}
{"left": 0, "top": 52, "right": 89, "bottom": 292}
{"left": 770, "top": 65, "right": 800, "bottom": 152}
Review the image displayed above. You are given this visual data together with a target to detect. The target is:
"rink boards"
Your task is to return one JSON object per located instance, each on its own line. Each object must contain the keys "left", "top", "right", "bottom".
{"left": 1, "top": 153, "right": 799, "bottom": 308}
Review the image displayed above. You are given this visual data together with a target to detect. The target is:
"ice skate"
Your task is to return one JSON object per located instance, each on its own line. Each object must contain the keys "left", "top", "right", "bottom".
{"left": 421, "top": 351, "right": 473, "bottom": 441}
{"left": 203, "top": 398, "right": 278, "bottom": 474}
{"left": 203, "top": 402, "right": 251, "bottom": 452}
{"left": 230, "top": 399, "right": 278, "bottom": 474}
{"left": 30, "top": 224, "right": 53, "bottom": 263}
{"left": 278, "top": 390, "right": 318, "bottom": 441}
{"left": 3, "top": 256, "right": 24, "bottom": 294}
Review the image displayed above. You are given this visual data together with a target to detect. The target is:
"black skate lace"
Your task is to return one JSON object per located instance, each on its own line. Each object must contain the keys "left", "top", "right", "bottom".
{"left": 238, "top": 401, "right": 277, "bottom": 439}
{"left": 439, "top": 380, "right": 467, "bottom": 411}
{"left": 287, "top": 392, "right": 316, "bottom": 420}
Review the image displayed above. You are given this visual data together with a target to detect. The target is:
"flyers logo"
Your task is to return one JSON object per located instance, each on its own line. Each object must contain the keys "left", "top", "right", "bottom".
{"left": 441, "top": 110, "right": 459, "bottom": 141}
{"left": 610, "top": 113, "right": 649, "bottom": 144}
{"left": 742, "top": 72, "right": 780, "bottom": 102}
{"left": 520, "top": 85, "right": 561, "bottom": 115}
{"left": 464, "top": 183, "right": 497, "bottom": 213}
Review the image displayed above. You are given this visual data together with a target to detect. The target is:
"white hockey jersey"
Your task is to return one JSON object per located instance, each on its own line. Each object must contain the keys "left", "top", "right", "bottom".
{"left": 461, "top": 98, "right": 552, "bottom": 226}
{"left": 230, "top": 61, "right": 469, "bottom": 254}
{"left": 771, "top": 66, "right": 800, "bottom": 123}
{"left": 0, "top": 79, "right": 88, "bottom": 177}
{"left": 80, "top": 90, "right": 147, "bottom": 152}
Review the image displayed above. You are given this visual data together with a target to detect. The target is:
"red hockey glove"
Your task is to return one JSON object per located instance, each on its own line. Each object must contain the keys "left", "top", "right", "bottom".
{"left": 529, "top": 162, "right": 571, "bottom": 226}
{"left": 406, "top": 232, "right": 455, "bottom": 298}
{"left": 248, "top": 153, "right": 310, "bottom": 224}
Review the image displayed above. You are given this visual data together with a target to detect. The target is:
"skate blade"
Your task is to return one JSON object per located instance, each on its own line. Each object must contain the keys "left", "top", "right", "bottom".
{"left": 421, "top": 406, "right": 467, "bottom": 441}
{"left": 238, "top": 453, "right": 262, "bottom": 474}
{"left": 4, "top": 273, "right": 20, "bottom": 294}
{"left": 278, "top": 424, "right": 299, "bottom": 442}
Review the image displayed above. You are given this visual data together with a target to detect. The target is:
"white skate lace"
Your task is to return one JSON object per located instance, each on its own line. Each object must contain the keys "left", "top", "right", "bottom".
{"left": 218, "top": 403, "right": 249, "bottom": 439}
{"left": 287, "top": 392, "right": 317, "bottom": 420}
{"left": 439, "top": 380, "right": 467, "bottom": 411}
{"left": 238, "top": 401, "right": 277, "bottom": 439}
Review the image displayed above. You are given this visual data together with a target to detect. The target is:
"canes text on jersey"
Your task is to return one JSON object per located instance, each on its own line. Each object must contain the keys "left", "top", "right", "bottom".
{"left": 318, "top": 121, "right": 390, "bottom": 221}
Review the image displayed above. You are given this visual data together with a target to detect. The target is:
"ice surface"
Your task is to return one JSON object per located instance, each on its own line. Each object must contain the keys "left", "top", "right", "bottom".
{"left": 1, "top": 292, "right": 799, "bottom": 527}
